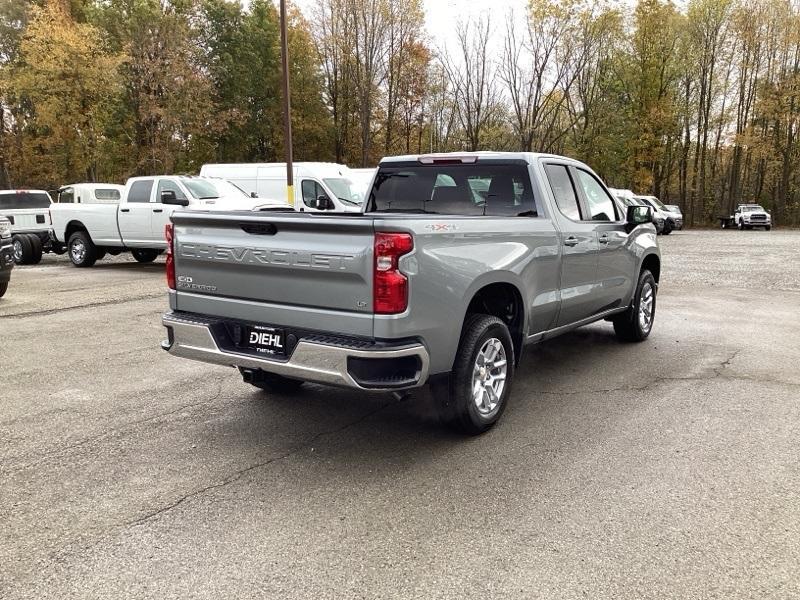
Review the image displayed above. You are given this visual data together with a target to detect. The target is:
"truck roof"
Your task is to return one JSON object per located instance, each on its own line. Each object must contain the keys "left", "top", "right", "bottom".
{"left": 377, "top": 151, "right": 577, "bottom": 165}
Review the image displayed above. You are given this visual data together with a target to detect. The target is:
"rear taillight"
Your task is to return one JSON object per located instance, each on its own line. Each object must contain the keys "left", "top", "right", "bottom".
{"left": 374, "top": 232, "right": 413, "bottom": 314}
{"left": 165, "top": 223, "right": 175, "bottom": 290}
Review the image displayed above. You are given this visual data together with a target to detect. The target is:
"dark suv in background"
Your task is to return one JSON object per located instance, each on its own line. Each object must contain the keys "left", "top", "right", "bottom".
{"left": 0, "top": 216, "right": 14, "bottom": 297}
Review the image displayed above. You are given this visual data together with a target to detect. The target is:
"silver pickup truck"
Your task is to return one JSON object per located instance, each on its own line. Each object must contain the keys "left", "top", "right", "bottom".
{"left": 162, "top": 152, "right": 661, "bottom": 434}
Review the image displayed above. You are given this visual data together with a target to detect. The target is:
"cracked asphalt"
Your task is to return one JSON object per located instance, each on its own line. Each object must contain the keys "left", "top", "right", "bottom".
{"left": 1, "top": 229, "right": 799, "bottom": 599}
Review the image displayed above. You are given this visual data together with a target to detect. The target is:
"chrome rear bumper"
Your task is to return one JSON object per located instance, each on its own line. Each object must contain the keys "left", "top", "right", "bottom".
{"left": 161, "top": 312, "right": 430, "bottom": 391}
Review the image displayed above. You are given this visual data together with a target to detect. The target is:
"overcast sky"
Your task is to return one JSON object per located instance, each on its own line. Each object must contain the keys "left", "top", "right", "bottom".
{"left": 289, "top": 0, "right": 529, "bottom": 52}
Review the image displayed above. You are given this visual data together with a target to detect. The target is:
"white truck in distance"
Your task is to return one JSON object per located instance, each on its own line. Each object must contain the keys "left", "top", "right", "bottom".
{"left": 50, "top": 175, "right": 281, "bottom": 267}
{"left": 199, "top": 162, "right": 367, "bottom": 213}
{"left": 0, "top": 189, "right": 58, "bottom": 264}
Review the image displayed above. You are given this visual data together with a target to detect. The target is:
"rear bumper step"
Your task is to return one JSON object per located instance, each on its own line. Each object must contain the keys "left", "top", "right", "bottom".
{"left": 161, "top": 312, "right": 430, "bottom": 391}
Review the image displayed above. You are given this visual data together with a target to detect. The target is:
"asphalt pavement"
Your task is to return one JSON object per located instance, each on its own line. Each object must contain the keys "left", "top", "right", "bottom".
{"left": 1, "top": 229, "right": 798, "bottom": 599}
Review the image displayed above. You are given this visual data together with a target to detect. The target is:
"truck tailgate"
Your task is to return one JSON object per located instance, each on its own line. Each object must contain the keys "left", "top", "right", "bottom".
{"left": 171, "top": 211, "right": 375, "bottom": 336}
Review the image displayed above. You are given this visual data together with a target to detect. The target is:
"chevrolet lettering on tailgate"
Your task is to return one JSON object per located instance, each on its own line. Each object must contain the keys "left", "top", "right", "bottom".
{"left": 179, "top": 243, "right": 357, "bottom": 271}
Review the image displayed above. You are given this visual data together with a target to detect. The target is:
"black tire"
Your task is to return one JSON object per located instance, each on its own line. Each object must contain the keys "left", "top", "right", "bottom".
{"left": 67, "top": 230, "right": 97, "bottom": 268}
{"left": 248, "top": 372, "right": 304, "bottom": 394}
{"left": 12, "top": 235, "right": 31, "bottom": 265}
{"left": 131, "top": 248, "right": 159, "bottom": 263}
{"left": 663, "top": 220, "right": 673, "bottom": 235}
{"left": 765, "top": 225, "right": 771, "bottom": 231}
{"left": 0, "top": 281, "right": 7, "bottom": 298}
{"left": 432, "top": 314, "right": 515, "bottom": 435}
{"left": 25, "top": 234, "right": 43, "bottom": 264}
{"left": 613, "top": 269, "right": 657, "bottom": 342}
{"left": 738, "top": 219, "right": 744, "bottom": 230}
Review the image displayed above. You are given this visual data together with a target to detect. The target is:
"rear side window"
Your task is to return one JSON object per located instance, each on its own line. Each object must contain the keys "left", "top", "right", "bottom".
{"left": 544, "top": 164, "right": 581, "bottom": 221}
{"left": 95, "top": 188, "right": 121, "bottom": 201}
{"left": 128, "top": 180, "right": 153, "bottom": 203}
{"left": 368, "top": 164, "right": 536, "bottom": 216}
{"left": 0, "top": 192, "right": 51, "bottom": 210}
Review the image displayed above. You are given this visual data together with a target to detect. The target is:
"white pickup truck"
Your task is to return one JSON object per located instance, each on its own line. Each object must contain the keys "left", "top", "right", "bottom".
{"left": 51, "top": 175, "right": 279, "bottom": 267}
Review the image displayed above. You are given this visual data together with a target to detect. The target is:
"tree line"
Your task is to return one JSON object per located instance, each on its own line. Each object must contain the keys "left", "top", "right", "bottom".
{"left": 1, "top": 0, "right": 799, "bottom": 226}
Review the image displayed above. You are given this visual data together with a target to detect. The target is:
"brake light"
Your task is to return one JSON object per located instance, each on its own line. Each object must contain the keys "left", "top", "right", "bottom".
{"left": 165, "top": 223, "right": 175, "bottom": 290}
{"left": 374, "top": 232, "right": 413, "bottom": 314}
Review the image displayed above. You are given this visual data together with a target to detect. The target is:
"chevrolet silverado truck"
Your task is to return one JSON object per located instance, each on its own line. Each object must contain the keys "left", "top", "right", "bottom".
{"left": 161, "top": 152, "right": 661, "bottom": 434}
{"left": 0, "top": 217, "right": 14, "bottom": 297}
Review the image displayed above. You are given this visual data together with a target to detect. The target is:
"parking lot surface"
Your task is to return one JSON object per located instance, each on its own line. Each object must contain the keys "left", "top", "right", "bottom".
{"left": 2, "top": 229, "right": 799, "bottom": 599}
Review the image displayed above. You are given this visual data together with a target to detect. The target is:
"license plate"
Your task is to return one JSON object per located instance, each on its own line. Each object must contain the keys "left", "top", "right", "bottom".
{"left": 240, "top": 325, "right": 286, "bottom": 357}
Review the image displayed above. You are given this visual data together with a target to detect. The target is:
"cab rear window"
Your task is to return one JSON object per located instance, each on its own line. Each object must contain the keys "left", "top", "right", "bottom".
{"left": 368, "top": 163, "right": 537, "bottom": 216}
{"left": 0, "top": 192, "right": 52, "bottom": 210}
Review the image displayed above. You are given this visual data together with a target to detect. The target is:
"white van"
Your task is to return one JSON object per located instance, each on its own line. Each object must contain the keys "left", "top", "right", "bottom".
{"left": 199, "top": 162, "right": 365, "bottom": 213}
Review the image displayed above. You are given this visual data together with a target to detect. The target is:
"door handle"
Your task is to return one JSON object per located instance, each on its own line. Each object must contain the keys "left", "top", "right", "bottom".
{"left": 563, "top": 236, "right": 579, "bottom": 247}
{"left": 120, "top": 208, "right": 130, "bottom": 213}
{"left": 153, "top": 209, "right": 163, "bottom": 213}
{"left": 599, "top": 234, "right": 609, "bottom": 244}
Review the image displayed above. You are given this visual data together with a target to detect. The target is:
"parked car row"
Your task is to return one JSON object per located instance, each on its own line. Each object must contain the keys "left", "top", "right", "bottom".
{"left": 608, "top": 189, "right": 683, "bottom": 235}
{"left": 0, "top": 162, "right": 377, "bottom": 271}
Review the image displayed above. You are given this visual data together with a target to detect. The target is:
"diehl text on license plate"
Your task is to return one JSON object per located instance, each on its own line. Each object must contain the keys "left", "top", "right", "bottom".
{"left": 244, "top": 325, "right": 285, "bottom": 356}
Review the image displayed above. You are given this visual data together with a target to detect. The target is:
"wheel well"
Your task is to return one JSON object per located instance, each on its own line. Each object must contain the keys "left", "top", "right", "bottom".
{"left": 64, "top": 221, "right": 88, "bottom": 243}
{"left": 641, "top": 254, "right": 660, "bottom": 283}
{"left": 465, "top": 283, "right": 524, "bottom": 362}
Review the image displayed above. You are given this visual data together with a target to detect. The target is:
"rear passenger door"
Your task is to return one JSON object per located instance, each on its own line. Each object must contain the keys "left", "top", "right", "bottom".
{"left": 542, "top": 163, "right": 600, "bottom": 327}
{"left": 119, "top": 179, "right": 154, "bottom": 245}
{"left": 572, "top": 168, "right": 635, "bottom": 312}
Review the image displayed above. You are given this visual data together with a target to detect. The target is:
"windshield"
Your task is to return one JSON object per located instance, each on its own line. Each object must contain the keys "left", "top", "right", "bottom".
{"left": 646, "top": 196, "right": 666, "bottom": 209}
{"left": 323, "top": 177, "right": 364, "bottom": 205}
{"left": 0, "top": 191, "right": 52, "bottom": 209}
{"left": 181, "top": 178, "right": 249, "bottom": 200}
{"left": 742, "top": 204, "right": 765, "bottom": 211}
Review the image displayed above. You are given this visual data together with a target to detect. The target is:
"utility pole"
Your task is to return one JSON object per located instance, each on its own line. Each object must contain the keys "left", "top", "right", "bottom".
{"left": 279, "top": 0, "right": 294, "bottom": 206}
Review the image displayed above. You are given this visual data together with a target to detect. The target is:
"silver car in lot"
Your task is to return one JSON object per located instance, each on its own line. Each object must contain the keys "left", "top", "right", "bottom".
{"left": 638, "top": 195, "right": 683, "bottom": 232}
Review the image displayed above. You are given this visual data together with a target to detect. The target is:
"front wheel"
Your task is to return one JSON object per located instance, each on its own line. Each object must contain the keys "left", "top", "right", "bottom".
{"left": 738, "top": 219, "right": 744, "bottom": 230}
{"left": 131, "top": 248, "right": 159, "bottom": 263}
{"left": 0, "top": 281, "right": 7, "bottom": 298}
{"left": 613, "top": 269, "right": 656, "bottom": 342}
{"left": 765, "top": 225, "right": 771, "bottom": 231}
{"left": 663, "top": 221, "right": 673, "bottom": 235}
{"left": 68, "top": 231, "right": 97, "bottom": 267}
{"left": 433, "top": 314, "right": 515, "bottom": 435}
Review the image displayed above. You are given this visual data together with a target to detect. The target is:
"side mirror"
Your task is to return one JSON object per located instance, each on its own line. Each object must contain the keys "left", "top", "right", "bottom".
{"left": 161, "top": 190, "right": 189, "bottom": 206}
{"left": 626, "top": 205, "right": 653, "bottom": 232}
{"left": 317, "top": 195, "right": 334, "bottom": 210}
{"left": 250, "top": 191, "right": 258, "bottom": 198}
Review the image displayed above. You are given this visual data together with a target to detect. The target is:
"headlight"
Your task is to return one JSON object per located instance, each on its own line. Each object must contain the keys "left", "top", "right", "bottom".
{"left": 0, "top": 221, "right": 10, "bottom": 239}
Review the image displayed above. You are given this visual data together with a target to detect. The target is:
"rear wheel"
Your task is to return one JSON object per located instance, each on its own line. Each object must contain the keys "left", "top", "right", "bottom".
{"left": 131, "top": 248, "right": 159, "bottom": 263}
{"left": 68, "top": 231, "right": 97, "bottom": 267}
{"left": 25, "top": 234, "right": 43, "bottom": 264}
{"left": 433, "top": 314, "right": 515, "bottom": 435}
{"left": 613, "top": 269, "right": 656, "bottom": 342}
{"left": 12, "top": 235, "right": 30, "bottom": 264}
